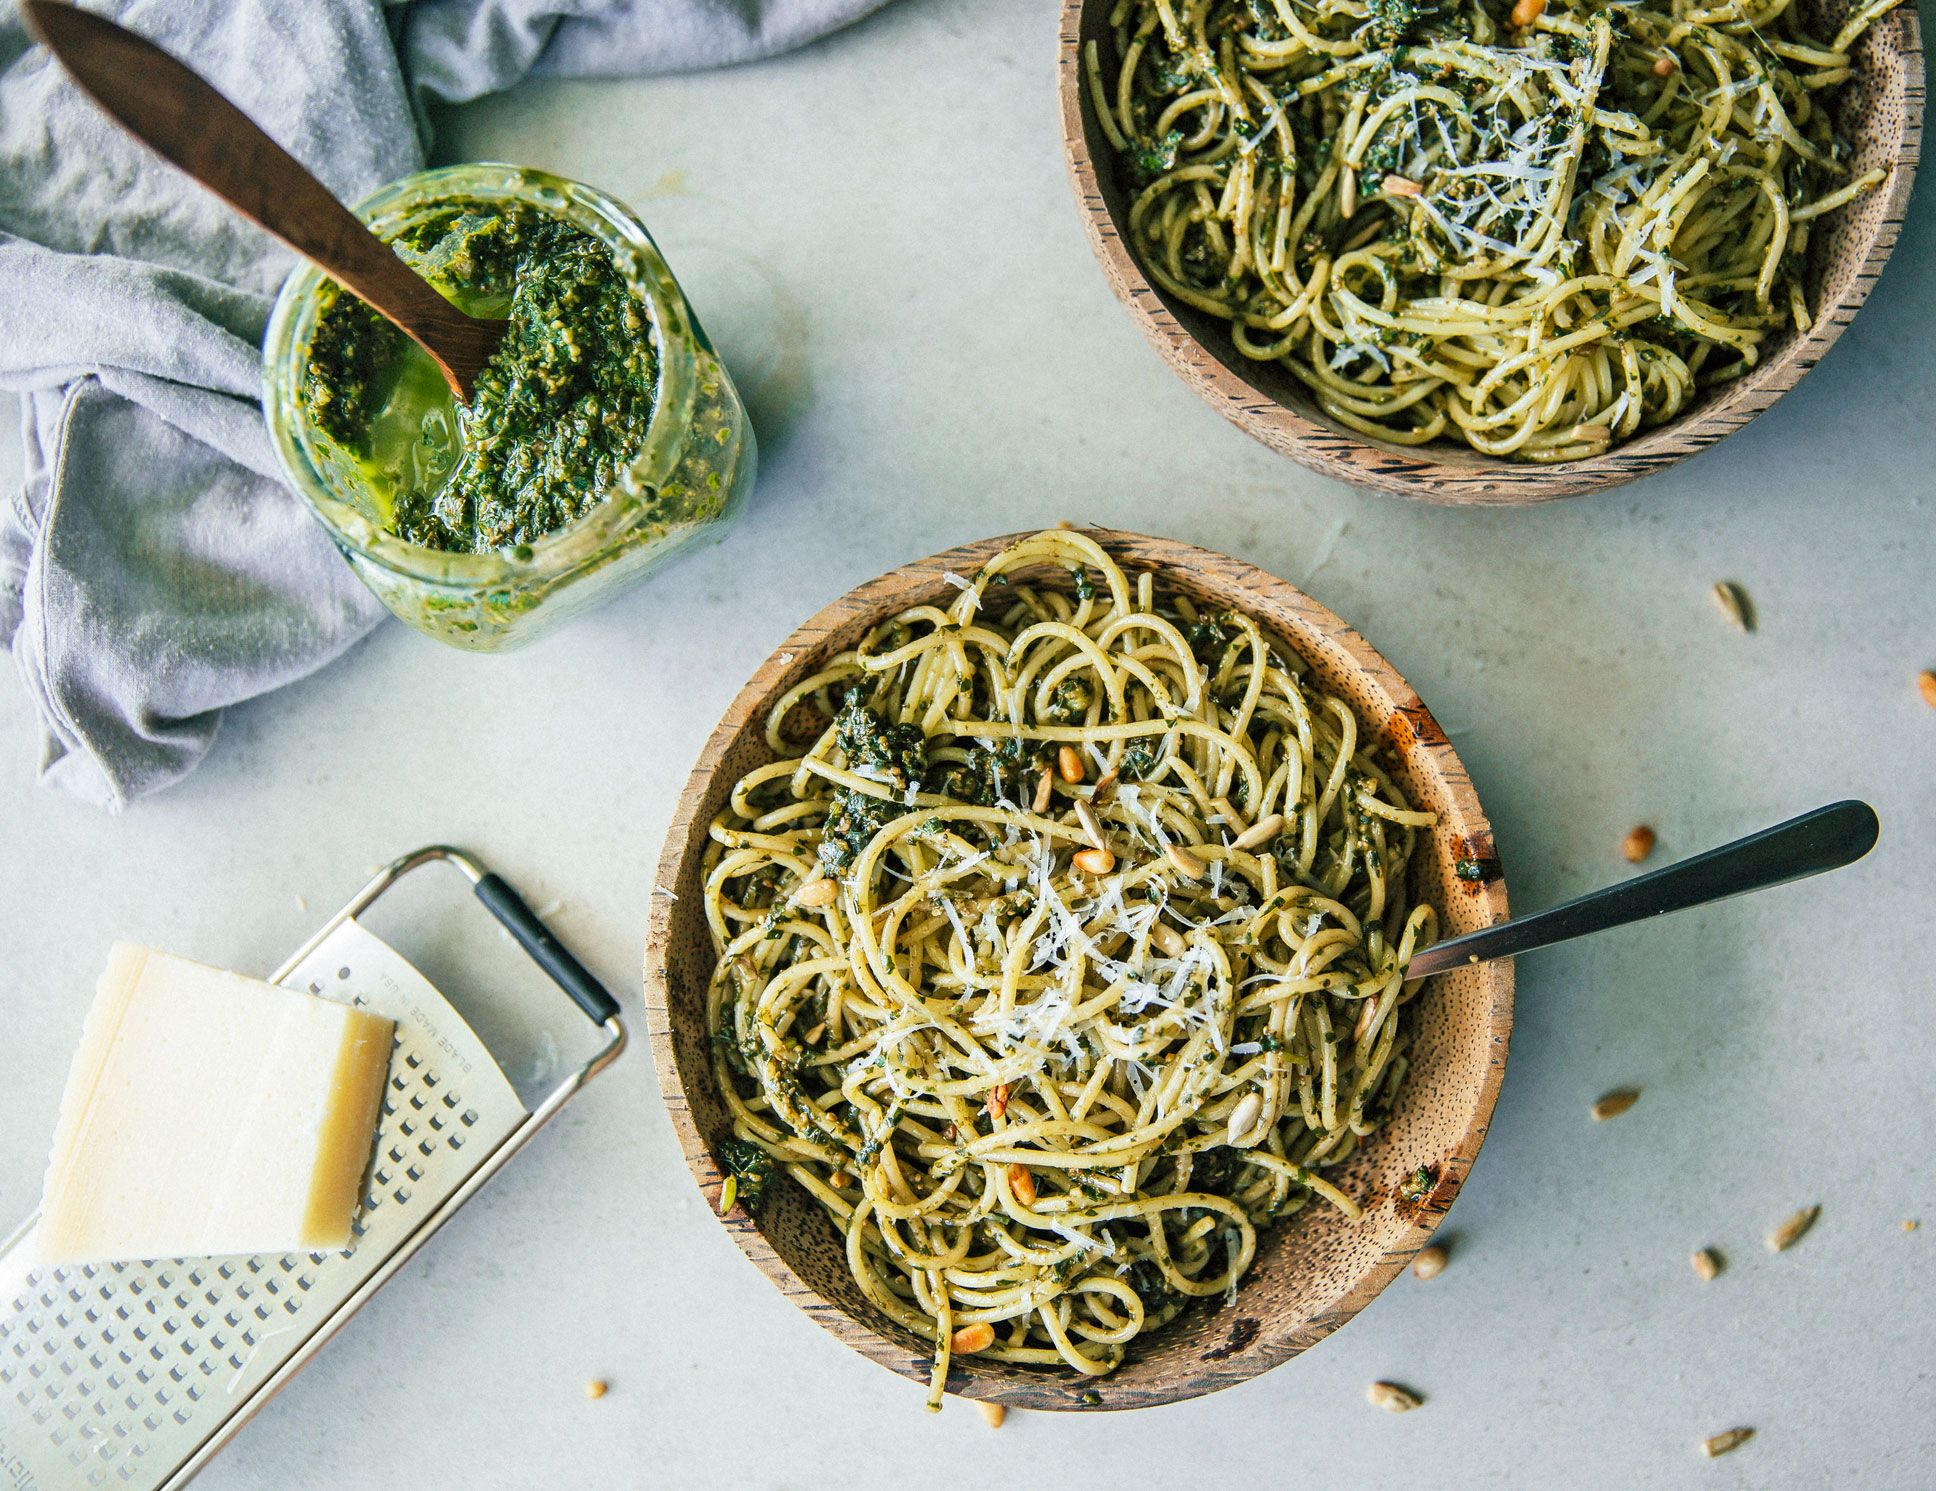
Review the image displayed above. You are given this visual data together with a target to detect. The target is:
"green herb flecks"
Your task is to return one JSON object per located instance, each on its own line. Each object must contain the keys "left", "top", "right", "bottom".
{"left": 299, "top": 202, "right": 659, "bottom": 554}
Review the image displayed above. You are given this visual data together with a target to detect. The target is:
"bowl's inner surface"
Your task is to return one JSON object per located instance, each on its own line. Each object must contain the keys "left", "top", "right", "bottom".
{"left": 1067, "top": 0, "right": 1919, "bottom": 471}
{"left": 652, "top": 535, "right": 1513, "bottom": 1407}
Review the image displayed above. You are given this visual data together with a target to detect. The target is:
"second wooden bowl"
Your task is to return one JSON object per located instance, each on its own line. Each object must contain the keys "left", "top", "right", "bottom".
{"left": 644, "top": 529, "right": 1515, "bottom": 1410}
{"left": 1059, "top": 0, "right": 1924, "bottom": 504}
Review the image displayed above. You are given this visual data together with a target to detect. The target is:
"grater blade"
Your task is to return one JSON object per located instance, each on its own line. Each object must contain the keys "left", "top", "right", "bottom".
{"left": 0, "top": 918, "right": 526, "bottom": 1491}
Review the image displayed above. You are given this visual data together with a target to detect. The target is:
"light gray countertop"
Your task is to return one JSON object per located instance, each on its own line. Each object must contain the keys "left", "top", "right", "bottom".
{"left": 2, "top": 2, "right": 1931, "bottom": 1486}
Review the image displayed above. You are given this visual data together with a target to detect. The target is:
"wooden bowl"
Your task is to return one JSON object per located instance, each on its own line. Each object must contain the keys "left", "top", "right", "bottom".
{"left": 1059, "top": 0, "right": 1924, "bottom": 505}
{"left": 644, "top": 529, "right": 1514, "bottom": 1410}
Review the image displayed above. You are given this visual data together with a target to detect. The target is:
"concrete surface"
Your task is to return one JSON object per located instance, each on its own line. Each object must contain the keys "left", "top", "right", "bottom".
{"left": 2, "top": 1, "right": 1931, "bottom": 1486}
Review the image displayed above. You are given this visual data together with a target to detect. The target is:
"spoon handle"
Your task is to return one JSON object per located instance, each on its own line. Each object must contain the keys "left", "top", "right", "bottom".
{"left": 1405, "top": 800, "right": 1879, "bottom": 979}
{"left": 22, "top": 1, "right": 501, "bottom": 399}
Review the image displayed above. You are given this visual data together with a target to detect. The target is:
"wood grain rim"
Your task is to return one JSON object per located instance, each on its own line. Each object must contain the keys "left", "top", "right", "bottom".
{"left": 644, "top": 529, "right": 1514, "bottom": 1410}
{"left": 1057, "top": 0, "right": 1924, "bottom": 504}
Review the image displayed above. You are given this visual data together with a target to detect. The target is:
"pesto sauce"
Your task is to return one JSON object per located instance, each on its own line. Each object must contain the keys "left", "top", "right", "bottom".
{"left": 298, "top": 201, "right": 659, "bottom": 554}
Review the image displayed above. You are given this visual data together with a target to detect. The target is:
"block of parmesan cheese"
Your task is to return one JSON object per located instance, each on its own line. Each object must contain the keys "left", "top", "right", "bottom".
{"left": 36, "top": 942, "right": 395, "bottom": 1265}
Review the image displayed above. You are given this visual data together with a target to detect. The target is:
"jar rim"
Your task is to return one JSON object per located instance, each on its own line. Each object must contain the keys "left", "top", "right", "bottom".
{"left": 261, "top": 162, "right": 700, "bottom": 586}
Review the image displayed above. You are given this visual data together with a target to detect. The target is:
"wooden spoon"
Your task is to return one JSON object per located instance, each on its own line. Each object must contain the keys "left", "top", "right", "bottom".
{"left": 22, "top": 0, "right": 505, "bottom": 402}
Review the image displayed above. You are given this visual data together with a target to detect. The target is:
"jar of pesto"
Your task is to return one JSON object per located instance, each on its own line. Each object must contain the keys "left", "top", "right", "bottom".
{"left": 262, "top": 163, "right": 755, "bottom": 650}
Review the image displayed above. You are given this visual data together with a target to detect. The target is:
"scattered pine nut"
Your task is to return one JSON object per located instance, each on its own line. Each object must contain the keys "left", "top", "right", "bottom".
{"left": 1057, "top": 745, "right": 1085, "bottom": 784}
{"left": 1691, "top": 1248, "right": 1722, "bottom": 1281}
{"left": 984, "top": 1084, "right": 1010, "bottom": 1119}
{"left": 584, "top": 1379, "right": 608, "bottom": 1401}
{"left": 1711, "top": 580, "right": 1754, "bottom": 633}
{"left": 1509, "top": 0, "right": 1546, "bottom": 24}
{"left": 1366, "top": 1381, "right": 1423, "bottom": 1412}
{"left": 1151, "top": 923, "right": 1186, "bottom": 958}
{"left": 979, "top": 1401, "right": 1007, "bottom": 1428}
{"left": 1570, "top": 423, "right": 1611, "bottom": 443}
{"left": 1382, "top": 173, "right": 1423, "bottom": 197}
{"left": 1007, "top": 1163, "right": 1037, "bottom": 1207}
{"left": 1226, "top": 1090, "right": 1264, "bottom": 1146}
{"left": 952, "top": 1322, "right": 996, "bottom": 1354}
{"left": 1092, "top": 767, "right": 1120, "bottom": 802}
{"left": 792, "top": 876, "right": 839, "bottom": 908}
{"left": 1165, "top": 843, "right": 1208, "bottom": 879}
{"left": 1075, "top": 797, "right": 1106, "bottom": 848}
{"left": 1074, "top": 847, "right": 1117, "bottom": 875}
{"left": 1591, "top": 1087, "right": 1641, "bottom": 1121}
{"left": 1904, "top": 1219, "right": 1919, "bottom": 1233}
{"left": 1653, "top": 53, "right": 1678, "bottom": 74}
{"left": 1623, "top": 825, "right": 1656, "bottom": 863}
{"left": 1411, "top": 1244, "right": 1448, "bottom": 1280}
{"left": 1918, "top": 670, "right": 1936, "bottom": 709}
{"left": 717, "top": 1175, "right": 738, "bottom": 1215}
{"left": 803, "top": 1022, "right": 827, "bottom": 1046}
{"left": 1032, "top": 767, "right": 1055, "bottom": 815}
{"left": 1231, "top": 812, "right": 1287, "bottom": 851}
{"left": 829, "top": 1170, "right": 852, "bottom": 1188}
{"left": 1767, "top": 1204, "right": 1820, "bottom": 1251}
{"left": 1701, "top": 1428, "right": 1754, "bottom": 1458}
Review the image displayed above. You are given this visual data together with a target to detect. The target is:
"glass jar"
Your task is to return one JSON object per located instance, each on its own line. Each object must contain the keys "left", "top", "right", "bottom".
{"left": 262, "top": 163, "right": 755, "bottom": 651}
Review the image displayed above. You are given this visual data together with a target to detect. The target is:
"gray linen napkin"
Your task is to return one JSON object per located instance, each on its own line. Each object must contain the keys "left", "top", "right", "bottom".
{"left": 0, "top": 0, "right": 886, "bottom": 810}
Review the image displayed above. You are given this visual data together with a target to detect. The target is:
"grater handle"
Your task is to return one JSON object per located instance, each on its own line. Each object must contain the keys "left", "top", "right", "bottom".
{"left": 473, "top": 873, "right": 621, "bottom": 1025}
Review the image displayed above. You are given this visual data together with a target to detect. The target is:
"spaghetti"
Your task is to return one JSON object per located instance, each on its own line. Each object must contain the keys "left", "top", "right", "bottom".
{"left": 702, "top": 531, "right": 1437, "bottom": 1404}
{"left": 1085, "top": 0, "right": 1905, "bottom": 459}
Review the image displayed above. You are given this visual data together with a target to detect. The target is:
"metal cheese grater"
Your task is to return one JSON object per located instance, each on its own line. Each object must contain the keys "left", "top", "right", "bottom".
{"left": 0, "top": 847, "right": 625, "bottom": 1491}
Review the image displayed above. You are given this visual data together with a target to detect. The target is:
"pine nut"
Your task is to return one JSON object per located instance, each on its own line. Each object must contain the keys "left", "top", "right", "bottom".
{"left": 584, "top": 1379, "right": 608, "bottom": 1400}
{"left": 1653, "top": 53, "right": 1677, "bottom": 74}
{"left": 1509, "top": 0, "right": 1545, "bottom": 24}
{"left": 1032, "top": 766, "right": 1054, "bottom": 815}
{"left": 1622, "top": 825, "right": 1656, "bottom": 863}
{"left": 1591, "top": 1088, "right": 1641, "bottom": 1121}
{"left": 984, "top": 1084, "right": 1009, "bottom": 1119}
{"left": 1366, "top": 1381, "right": 1422, "bottom": 1412}
{"left": 1007, "top": 1163, "right": 1037, "bottom": 1206}
{"left": 1075, "top": 797, "right": 1106, "bottom": 848}
{"left": 793, "top": 876, "right": 839, "bottom": 908}
{"left": 1691, "top": 1248, "right": 1721, "bottom": 1281}
{"left": 1411, "top": 1244, "right": 1448, "bottom": 1280}
{"left": 1701, "top": 1428, "right": 1753, "bottom": 1458}
{"left": 1073, "top": 847, "right": 1116, "bottom": 875}
{"left": 1092, "top": 767, "right": 1120, "bottom": 802}
{"left": 802, "top": 1022, "right": 826, "bottom": 1046}
{"left": 1057, "top": 745, "right": 1085, "bottom": 784}
{"left": 979, "top": 1401, "right": 1007, "bottom": 1428}
{"left": 1711, "top": 580, "right": 1753, "bottom": 632}
{"left": 1151, "top": 924, "right": 1186, "bottom": 958}
{"left": 952, "top": 1322, "right": 996, "bottom": 1354}
{"left": 1768, "top": 1204, "right": 1820, "bottom": 1251}
{"left": 1918, "top": 669, "right": 1936, "bottom": 708}
{"left": 1165, "top": 843, "right": 1207, "bottom": 879}
{"left": 1382, "top": 174, "right": 1423, "bottom": 198}
{"left": 1226, "top": 1091, "right": 1264, "bottom": 1146}
{"left": 1231, "top": 813, "right": 1286, "bottom": 851}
